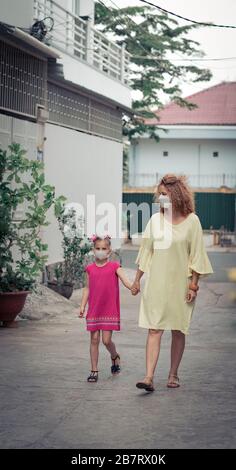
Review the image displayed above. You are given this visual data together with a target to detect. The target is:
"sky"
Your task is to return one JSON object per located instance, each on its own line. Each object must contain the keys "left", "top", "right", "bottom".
{"left": 101, "top": 0, "right": 236, "bottom": 100}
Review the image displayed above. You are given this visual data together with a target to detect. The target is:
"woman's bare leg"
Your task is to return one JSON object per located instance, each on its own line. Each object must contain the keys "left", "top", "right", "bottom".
{"left": 168, "top": 330, "right": 185, "bottom": 384}
{"left": 90, "top": 330, "right": 100, "bottom": 371}
{"left": 141, "top": 329, "right": 164, "bottom": 384}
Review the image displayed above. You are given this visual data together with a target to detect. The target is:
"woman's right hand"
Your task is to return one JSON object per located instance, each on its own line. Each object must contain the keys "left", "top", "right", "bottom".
{"left": 131, "top": 280, "right": 140, "bottom": 295}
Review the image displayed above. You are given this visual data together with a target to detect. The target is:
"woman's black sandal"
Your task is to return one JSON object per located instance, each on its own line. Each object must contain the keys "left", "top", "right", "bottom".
{"left": 87, "top": 371, "right": 98, "bottom": 382}
{"left": 111, "top": 354, "right": 121, "bottom": 375}
{"left": 136, "top": 376, "right": 155, "bottom": 392}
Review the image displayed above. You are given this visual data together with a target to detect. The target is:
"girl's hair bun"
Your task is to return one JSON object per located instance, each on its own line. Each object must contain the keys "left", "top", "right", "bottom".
{"left": 89, "top": 233, "right": 111, "bottom": 243}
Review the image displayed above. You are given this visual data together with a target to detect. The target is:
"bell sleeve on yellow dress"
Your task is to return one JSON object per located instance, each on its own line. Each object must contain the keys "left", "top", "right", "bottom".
{"left": 188, "top": 215, "right": 214, "bottom": 278}
{"left": 134, "top": 217, "right": 154, "bottom": 273}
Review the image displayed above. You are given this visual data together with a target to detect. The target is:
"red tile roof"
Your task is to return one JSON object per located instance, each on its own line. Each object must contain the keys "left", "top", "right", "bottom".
{"left": 145, "top": 82, "right": 236, "bottom": 126}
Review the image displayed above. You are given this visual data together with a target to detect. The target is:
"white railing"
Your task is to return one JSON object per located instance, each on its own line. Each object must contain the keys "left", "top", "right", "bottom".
{"left": 33, "top": 0, "right": 130, "bottom": 85}
{"left": 127, "top": 173, "right": 236, "bottom": 189}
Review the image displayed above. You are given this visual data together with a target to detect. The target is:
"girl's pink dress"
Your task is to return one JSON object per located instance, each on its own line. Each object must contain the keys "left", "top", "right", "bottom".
{"left": 85, "top": 260, "right": 121, "bottom": 331}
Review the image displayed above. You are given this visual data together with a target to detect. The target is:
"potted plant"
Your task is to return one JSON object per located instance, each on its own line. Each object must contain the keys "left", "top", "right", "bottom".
{"left": 47, "top": 206, "right": 92, "bottom": 298}
{"left": 0, "top": 143, "right": 66, "bottom": 327}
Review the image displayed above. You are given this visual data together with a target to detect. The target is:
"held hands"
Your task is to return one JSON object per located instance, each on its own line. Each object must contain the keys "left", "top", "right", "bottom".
{"left": 130, "top": 280, "right": 140, "bottom": 296}
{"left": 130, "top": 285, "right": 197, "bottom": 300}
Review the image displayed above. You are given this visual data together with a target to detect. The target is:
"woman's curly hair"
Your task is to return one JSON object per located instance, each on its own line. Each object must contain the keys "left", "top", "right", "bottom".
{"left": 154, "top": 173, "right": 195, "bottom": 215}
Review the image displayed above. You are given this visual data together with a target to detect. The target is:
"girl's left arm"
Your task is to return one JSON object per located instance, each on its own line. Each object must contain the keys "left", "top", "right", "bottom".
{"left": 116, "top": 267, "right": 132, "bottom": 290}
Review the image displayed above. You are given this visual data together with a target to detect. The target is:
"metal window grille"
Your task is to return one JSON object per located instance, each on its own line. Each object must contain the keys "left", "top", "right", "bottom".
{"left": 0, "top": 40, "right": 47, "bottom": 118}
{"left": 0, "top": 40, "right": 123, "bottom": 140}
{"left": 47, "top": 81, "right": 123, "bottom": 141}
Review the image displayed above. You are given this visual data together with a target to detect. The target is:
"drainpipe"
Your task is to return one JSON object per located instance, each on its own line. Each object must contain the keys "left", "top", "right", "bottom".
{"left": 36, "top": 105, "right": 49, "bottom": 285}
{"left": 198, "top": 144, "right": 201, "bottom": 187}
{"left": 234, "top": 195, "right": 236, "bottom": 245}
{"left": 132, "top": 139, "right": 138, "bottom": 186}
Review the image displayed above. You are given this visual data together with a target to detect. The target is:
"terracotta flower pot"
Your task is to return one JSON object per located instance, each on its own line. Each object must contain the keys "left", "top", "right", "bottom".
{"left": 0, "top": 291, "right": 30, "bottom": 327}
{"left": 47, "top": 281, "right": 74, "bottom": 299}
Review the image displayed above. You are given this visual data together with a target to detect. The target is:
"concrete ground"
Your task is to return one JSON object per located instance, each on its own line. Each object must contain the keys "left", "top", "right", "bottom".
{"left": 0, "top": 265, "right": 236, "bottom": 449}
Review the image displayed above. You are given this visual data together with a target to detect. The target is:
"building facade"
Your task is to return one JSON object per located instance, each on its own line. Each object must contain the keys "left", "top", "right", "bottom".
{"left": 128, "top": 82, "right": 236, "bottom": 190}
{"left": 0, "top": 0, "right": 132, "bottom": 267}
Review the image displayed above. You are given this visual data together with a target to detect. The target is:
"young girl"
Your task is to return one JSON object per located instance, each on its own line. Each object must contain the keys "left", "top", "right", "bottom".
{"left": 78, "top": 234, "right": 132, "bottom": 382}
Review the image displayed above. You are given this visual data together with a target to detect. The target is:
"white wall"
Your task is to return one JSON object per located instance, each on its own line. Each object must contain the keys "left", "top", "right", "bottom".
{"left": 60, "top": 52, "right": 132, "bottom": 108}
{"left": 43, "top": 123, "right": 123, "bottom": 263}
{"left": 0, "top": 0, "right": 34, "bottom": 29}
{"left": 0, "top": 114, "right": 37, "bottom": 157}
{"left": 130, "top": 138, "right": 236, "bottom": 187}
{"left": 54, "top": 0, "right": 73, "bottom": 11}
{"left": 55, "top": 0, "right": 94, "bottom": 20}
{"left": 148, "top": 126, "right": 236, "bottom": 140}
{"left": 73, "top": 0, "right": 94, "bottom": 22}
{"left": 0, "top": 0, "right": 73, "bottom": 30}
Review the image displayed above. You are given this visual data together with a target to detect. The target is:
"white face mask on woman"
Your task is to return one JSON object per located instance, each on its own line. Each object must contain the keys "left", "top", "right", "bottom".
{"left": 158, "top": 194, "right": 171, "bottom": 208}
{"left": 94, "top": 249, "right": 110, "bottom": 260}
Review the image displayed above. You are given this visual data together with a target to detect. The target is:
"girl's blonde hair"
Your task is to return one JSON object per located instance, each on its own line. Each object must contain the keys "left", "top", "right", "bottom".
{"left": 154, "top": 173, "right": 195, "bottom": 215}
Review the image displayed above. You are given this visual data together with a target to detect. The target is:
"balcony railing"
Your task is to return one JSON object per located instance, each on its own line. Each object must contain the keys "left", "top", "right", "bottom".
{"left": 33, "top": 0, "right": 131, "bottom": 85}
{"left": 126, "top": 173, "right": 236, "bottom": 189}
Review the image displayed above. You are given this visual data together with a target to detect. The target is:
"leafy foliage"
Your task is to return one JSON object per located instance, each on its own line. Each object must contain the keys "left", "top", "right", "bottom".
{"left": 52, "top": 204, "right": 92, "bottom": 286}
{"left": 0, "top": 144, "right": 66, "bottom": 292}
{"left": 95, "top": 2, "right": 212, "bottom": 141}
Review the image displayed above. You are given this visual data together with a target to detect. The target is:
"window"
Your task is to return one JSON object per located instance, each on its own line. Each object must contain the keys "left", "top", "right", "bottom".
{"left": 213, "top": 151, "right": 219, "bottom": 157}
{"left": 163, "top": 151, "right": 168, "bottom": 157}
{"left": 0, "top": 41, "right": 47, "bottom": 118}
{"left": 47, "top": 82, "right": 123, "bottom": 141}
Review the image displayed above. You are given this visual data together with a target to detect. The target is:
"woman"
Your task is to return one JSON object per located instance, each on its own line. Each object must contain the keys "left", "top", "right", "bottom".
{"left": 131, "top": 173, "right": 214, "bottom": 392}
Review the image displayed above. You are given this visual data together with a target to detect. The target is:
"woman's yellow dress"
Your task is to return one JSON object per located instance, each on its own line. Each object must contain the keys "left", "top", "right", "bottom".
{"left": 135, "top": 212, "right": 214, "bottom": 334}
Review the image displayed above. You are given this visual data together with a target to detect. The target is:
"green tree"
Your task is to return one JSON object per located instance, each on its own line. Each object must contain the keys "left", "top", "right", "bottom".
{"left": 95, "top": 2, "right": 212, "bottom": 141}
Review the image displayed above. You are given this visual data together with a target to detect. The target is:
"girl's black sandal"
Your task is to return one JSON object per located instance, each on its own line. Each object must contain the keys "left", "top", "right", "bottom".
{"left": 111, "top": 354, "right": 121, "bottom": 374}
{"left": 87, "top": 371, "right": 98, "bottom": 382}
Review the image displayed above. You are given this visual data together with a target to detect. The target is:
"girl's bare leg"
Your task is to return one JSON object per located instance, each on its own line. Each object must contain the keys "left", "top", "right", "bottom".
{"left": 102, "top": 331, "right": 120, "bottom": 365}
{"left": 90, "top": 330, "right": 100, "bottom": 371}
